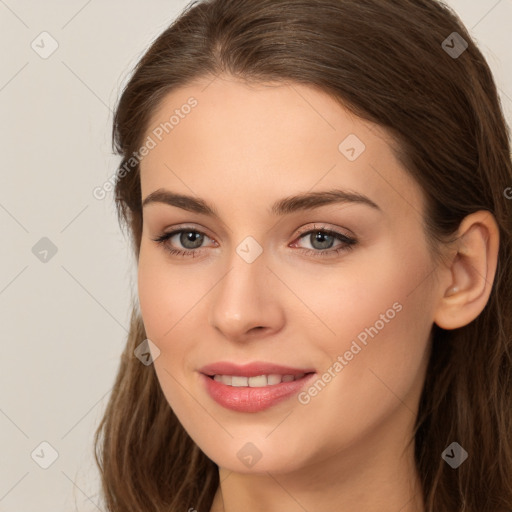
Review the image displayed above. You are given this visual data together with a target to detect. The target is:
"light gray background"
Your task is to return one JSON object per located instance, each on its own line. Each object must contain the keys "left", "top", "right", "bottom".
{"left": 0, "top": 1, "right": 511, "bottom": 510}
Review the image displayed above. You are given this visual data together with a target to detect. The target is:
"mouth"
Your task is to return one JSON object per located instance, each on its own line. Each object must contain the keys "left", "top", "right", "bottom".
{"left": 198, "top": 362, "right": 317, "bottom": 412}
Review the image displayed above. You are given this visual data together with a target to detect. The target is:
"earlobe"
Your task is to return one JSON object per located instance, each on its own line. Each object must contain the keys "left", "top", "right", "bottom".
{"left": 433, "top": 211, "right": 500, "bottom": 330}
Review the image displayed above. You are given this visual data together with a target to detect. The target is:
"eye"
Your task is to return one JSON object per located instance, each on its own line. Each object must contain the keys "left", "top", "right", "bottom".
{"left": 151, "top": 223, "right": 357, "bottom": 259}
{"left": 152, "top": 227, "right": 215, "bottom": 257}
{"left": 292, "top": 224, "right": 357, "bottom": 258}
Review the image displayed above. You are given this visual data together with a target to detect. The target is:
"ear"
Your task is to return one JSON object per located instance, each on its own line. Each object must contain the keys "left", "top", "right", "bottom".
{"left": 433, "top": 210, "right": 500, "bottom": 330}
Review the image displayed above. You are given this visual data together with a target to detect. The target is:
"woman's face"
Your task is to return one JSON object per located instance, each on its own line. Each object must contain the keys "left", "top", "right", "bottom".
{"left": 137, "top": 75, "right": 440, "bottom": 474}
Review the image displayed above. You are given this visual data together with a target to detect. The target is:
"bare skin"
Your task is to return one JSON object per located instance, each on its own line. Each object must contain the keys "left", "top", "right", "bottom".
{"left": 137, "top": 75, "right": 499, "bottom": 512}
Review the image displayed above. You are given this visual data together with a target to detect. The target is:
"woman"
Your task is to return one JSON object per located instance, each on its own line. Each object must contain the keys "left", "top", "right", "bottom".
{"left": 94, "top": 0, "right": 512, "bottom": 510}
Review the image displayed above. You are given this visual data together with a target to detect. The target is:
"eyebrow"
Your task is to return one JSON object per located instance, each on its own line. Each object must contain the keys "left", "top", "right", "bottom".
{"left": 141, "top": 188, "right": 381, "bottom": 216}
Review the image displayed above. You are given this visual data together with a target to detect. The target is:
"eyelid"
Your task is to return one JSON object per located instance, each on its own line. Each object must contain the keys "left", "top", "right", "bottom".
{"left": 160, "top": 223, "right": 217, "bottom": 243}
{"left": 294, "top": 223, "right": 354, "bottom": 239}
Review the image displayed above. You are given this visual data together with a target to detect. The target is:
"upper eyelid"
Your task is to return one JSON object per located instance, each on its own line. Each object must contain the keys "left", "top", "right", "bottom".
{"left": 295, "top": 223, "right": 353, "bottom": 237}
{"left": 163, "top": 222, "right": 350, "bottom": 236}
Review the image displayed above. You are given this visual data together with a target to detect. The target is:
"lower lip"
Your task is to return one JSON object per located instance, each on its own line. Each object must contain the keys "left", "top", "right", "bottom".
{"left": 200, "top": 372, "right": 317, "bottom": 413}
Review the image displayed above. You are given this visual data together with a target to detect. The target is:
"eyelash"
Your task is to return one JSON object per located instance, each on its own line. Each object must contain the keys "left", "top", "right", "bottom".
{"left": 152, "top": 224, "right": 357, "bottom": 259}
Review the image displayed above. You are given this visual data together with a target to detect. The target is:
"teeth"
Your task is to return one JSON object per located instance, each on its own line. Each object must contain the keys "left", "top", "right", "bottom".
{"left": 248, "top": 375, "right": 267, "bottom": 387}
{"left": 213, "top": 375, "right": 233, "bottom": 385}
{"left": 232, "top": 376, "right": 248, "bottom": 387}
{"left": 267, "top": 374, "right": 283, "bottom": 385}
{"left": 212, "top": 373, "right": 306, "bottom": 387}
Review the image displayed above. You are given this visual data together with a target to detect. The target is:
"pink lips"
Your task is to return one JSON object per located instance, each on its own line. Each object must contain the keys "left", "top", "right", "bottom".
{"left": 198, "top": 361, "right": 316, "bottom": 413}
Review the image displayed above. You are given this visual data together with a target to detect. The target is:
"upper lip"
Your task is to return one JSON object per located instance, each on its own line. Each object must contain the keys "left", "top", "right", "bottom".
{"left": 199, "top": 361, "right": 316, "bottom": 377}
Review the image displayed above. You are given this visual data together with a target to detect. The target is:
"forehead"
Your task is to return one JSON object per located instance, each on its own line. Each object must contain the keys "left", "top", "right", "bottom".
{"left": 139, "top": 75, "right": 424, "bottom": 220}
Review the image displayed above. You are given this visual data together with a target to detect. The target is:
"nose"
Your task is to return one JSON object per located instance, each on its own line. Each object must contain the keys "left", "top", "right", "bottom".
{"left": 208, "top": 249, "right": 285, "bottom": 342}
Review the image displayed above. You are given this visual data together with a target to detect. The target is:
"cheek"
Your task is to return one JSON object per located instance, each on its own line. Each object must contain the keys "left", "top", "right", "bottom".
{"left": 137, "top": 257, "right": 166, "bottom": 340}
{"left": 137, "top": 235, "right": 215, "bottom": 332}
{"left": 299, "top": 239, "right": 434, "bottom": 427}
{"left": 285, "top": 239, "right": 431, "bottom": 358}
{"left": 137, "top": 248, "right": 197, "bottom": 407}
{"left": 137, "top": 244, "right": 192, "bottom": 342}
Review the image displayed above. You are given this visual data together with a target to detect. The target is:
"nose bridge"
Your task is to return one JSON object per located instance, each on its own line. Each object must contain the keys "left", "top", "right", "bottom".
{"left": 208, "top": 237, "right": 282, "bottom": 339}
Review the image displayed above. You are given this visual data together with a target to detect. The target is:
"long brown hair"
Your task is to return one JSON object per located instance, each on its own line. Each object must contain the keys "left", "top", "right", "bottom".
{"left": 94, "top": 1, "right": 512, "bottom": 510}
